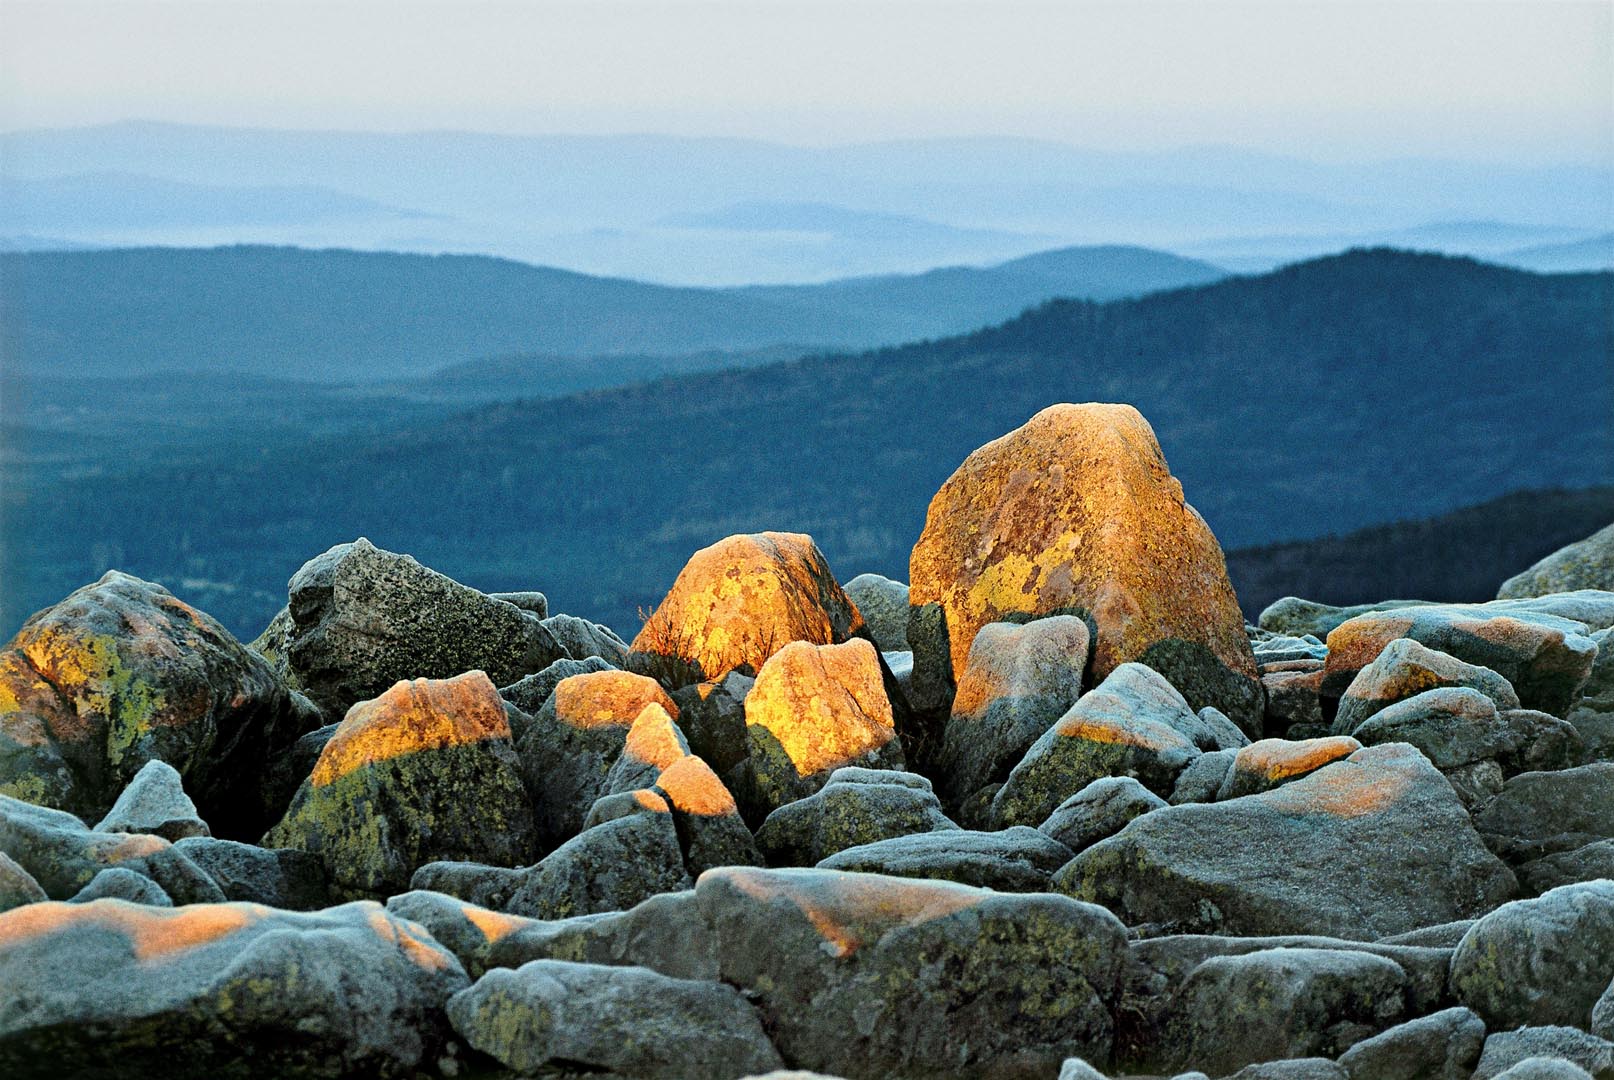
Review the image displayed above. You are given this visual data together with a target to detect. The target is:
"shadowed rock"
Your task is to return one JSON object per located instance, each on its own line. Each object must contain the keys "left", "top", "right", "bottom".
{"left": 93, "top": 759, "right": 209, "bottom": 841}
{"left": 1038, "top": 775, "right": 1167, "bottom": 852}
{"left": 1332, "top": 638, "right": 1520, "bottom": 737}
{"left": 844, "top": 574, "right": 911, "bottom": 653}
{"left": 0, "top": 852, "right": 45, "bottom": 912}
{"left": 1472, "top": 763, "right": 1614, "bottom": 862}
{"left": 817, "top": 826, "right": 1073, "bottom": 892}
{"left": 756, "top": 767, "right": 955, "bottom": 866}
{"left": 1500, "top": 525, "right": 1614, "bottom": 598}
{"left": 1335, "top": 1007, "right": 1486, "bottom": 1080}
{"left": 481, "top": 889, "right": 719, "bottom": 982}
{"left": 171, "top": 836, "right": 328, "bottom": 910}
{"left": 68, "top": 866, "right": 172, "bottom": 907}
{"left": 1473, "top": 1027, "right": 1614, "bottom": 1080}
{"left": 497, "top": 654, "right": 613, "bottom": 717}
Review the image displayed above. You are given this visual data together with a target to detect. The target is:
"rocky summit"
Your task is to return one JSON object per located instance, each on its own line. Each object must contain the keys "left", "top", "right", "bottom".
{"left": 1, "top": 402, "right": 1611, "bottom": 1080}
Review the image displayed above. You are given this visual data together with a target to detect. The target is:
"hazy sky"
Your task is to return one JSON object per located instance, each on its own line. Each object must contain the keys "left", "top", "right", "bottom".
{"left": 1, "top": 0, "right": 1609, "bottom": 162}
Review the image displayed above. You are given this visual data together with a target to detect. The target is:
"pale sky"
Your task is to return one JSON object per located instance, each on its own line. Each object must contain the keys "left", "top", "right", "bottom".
{"left": 1, "top": 0, "right": 1609, "bottom": 162}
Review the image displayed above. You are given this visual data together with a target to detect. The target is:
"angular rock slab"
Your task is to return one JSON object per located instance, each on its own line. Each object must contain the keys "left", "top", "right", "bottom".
{"left": 1472, "top": 763, "right": 1614, "bottom": 862}
{"left": 844, "top": 573, "right": 912, "bottom": 654}
{"left": 756, "top": 767, "right": 955, "bottom": 866}
{"left": 696, "top": 866, "right": 1129, "bottom": 1079}
{"left": 93, "top": 759, "right": 209, "bottom": 841}
{"left": 1057, "top": 743, "right": 1517, "bottom": 939}
{"left": 0, "top": 899, "right": 469, "bottom": 1079}
{"left": 817, "top": 826, "right": 1073, "bottom": 892}
{"left": 907, "top": 402, "right": 1260, "bottom": 732}
{"left": 0, "top": 571, "right": 309, "bottom": 838}
{"left": 1335, "top": 1007, "right": 1487, "bottom": 1080}
{"left": 1331, "top": 638, "right": 1520, "bottom": 736}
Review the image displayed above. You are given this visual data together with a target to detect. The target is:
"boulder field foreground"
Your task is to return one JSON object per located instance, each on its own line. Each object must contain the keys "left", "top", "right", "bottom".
{"left": 1, "top": 402, "right": 1611, "bottom": 1080}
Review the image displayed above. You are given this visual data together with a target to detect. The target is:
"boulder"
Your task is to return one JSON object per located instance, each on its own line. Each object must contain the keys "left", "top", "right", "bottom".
{"left": 1223, "top": 1061, "right": 1349, "bottom": 1080}
{"left": 844, "top": 574, "right": 910, "bottom": 654}
{"left": 1335, "top": 1006, "right": 1486, "bottom": 1080}
{"left": 1170, "top": 748, "right": 1237, "bottom": 804}
{"left": 1264, "top": 663, "right": 1327, "bottom": 732}
{"left": 171, "top": 836, "right": 329, "bottom": 910}
{"left": 670, "top": 671, "right": 755, "bottom": 781}
{"left": 69, "top": 866, "right": 172, "bottom": 907}
{"left": 907, "top": 403, "right": 1261, "bottom": 731}
{"left": 541, "top": 612, "right": 631, "bottom": 667}
{"left": 817, "top": 826, "right": 1073, "bottom": 892}
{"left": 1351, "top": 688, "right": 1515, "bottom": 769}
{"left": 1474, "top": 1028, "right": 1614, "bottom": 1080}
{"left": 1038, "top": 776, "right": 1167, "bottom": 853}
{"left": 1331, "top": 639, "right": 1520, "bottom": 736}
{"left": 1597, "top": 980, "right": 1614, "bottom": 1041}
{"left": 1057, "top": 743, "right": 1517, "bottom": 939}
{"left": 1323, "top": 607, "right": 1597, "bottom": 719}
{"left": 1490, "top": 1059, "right": 1597, "bottom": 1080}
{"left": 1259, "top": 597, "right": 1437, "bottom": 639}
{"left": 938, "top": 616, "right": 1090, "bottom": 806}
{"left": 1472, "top": 763, "right": 1614, "bottom": 862}
{"left": 0, "top": 571, "right": 311, "bottom": 838}
{"left": 1216, "top": 737, "right": 1362, "bottom": 800}
{"left": 92, "top": 759, "right": 209, "bottom": 841}
{"left": 1500, "top": 525, "right": 1614, "bottom": 599}
{"left": 696, "top": 866, "right": 1129, "bottom": 1079}
{"left": 1377, "top": 919, "right": 1477, "bottom": 947}
{"left": 408, "top": 860, "right": 527, "bottom": 911}
{"left": 497, "top": 654, "right": 613, "bottom": 717}
{"left": 1255, "top": 633, "right": 1330, "bottom": 665}
{"left": 756, "top": 767, "right": 955, "bottom": 866}
{"left": 0, "top": 851, "right": 45, "bottom": 912}
{"left": 630, "top": 531, "right": 867, "bottom": 685}
{"left": 990, "top": 663, "right": 1204, "bottom": 828}
{"left": 516, "top": 668, "right": 679, "bottom": 848}
{"left": 1157, "top": 946, "right": 1408, "bottom": 1074}
{"left": 263, "top": 671, "right": 537, "bottom": 899}
{"left": 385, "top": 889, "right": 541, "bottom": 978}
{"left": 1486, "top": 592, "right": 1614, "bottom": 632}
{"left": 483, "top": 889, "right": 719, "bottom": 982}
{"left": 602, "top": 702, "right": 690, "bottom": 794}
{"left": 488, "top": 590, "right": 548, "bottom": 618}
{"left": 743, "top": 640, "right": 903, "bottom": 817}
{"left": 0, "top": 899, "right": 468, "bottom": 1079}
{"left": 1451, "top": 881, "right": 1614, "bottom": 1031}
{"left": 0, "top": 794, "right": 223, "bottom": 903}
{"left": 1502, "top": 709, "right": 1588, "bottom": 774}
{"left": 1570, "top": 628, "right": 1614, "bottom": 761}
{"left": 1519, "top": 840, "right": 1614, "bottom": 895}
{"left": 447, "top": 959, "right": 783, "bottom": 1079}
{"left": 283, "top": 538, "right": 559, "bottom": 718}
{"left": 651, "top": 754, "right": 762, "bottom": 875}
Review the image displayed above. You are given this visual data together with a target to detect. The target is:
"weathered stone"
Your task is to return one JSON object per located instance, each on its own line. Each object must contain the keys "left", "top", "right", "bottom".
{"left": 1486, "top": 592, "right": 1614, "bottom": 631}
{"left": 817, "top": 826, "right": 1072, "bottom": 891}
{"left": 844, "top": 573, "right": 911, "bottom": 653}
{"left": 743, "top": 640, "right": 903, "bottom": 817}
{"left": 990, "top": 663, "right": 1203, "bottom": 828}
{"left": 1336, "top": 1006, "right": 1486, "bottom": 1080}
{"left": 1351, "top": 688, "right": 1514, "bottom": 768}
{"left": 670, "top": 670, "right": 755, "bottom": 780}
{"left": 409, "top": 860, "right": 527, "bottom": 911}
{"left": 0, "top": 571, "right": 310, "bottom": 838}
{"left": 1500, "top": 526, "right": 1614, "bottom": 599}
{"left": 1332, "top": 639, "right": 1520, "bottom": 736}
{"left": 504, "top": 793, "right": 693, "bottom": 919}
{"left": 1158, "top": 947, "right": 1408, "bottom": 1074}
{"left": 602, "top": 702, "right": 690, "bottom": 795}
{"left": 1170, "top": 748, "right": 1237, "bottom": 804}
{"left": 1058, "top": 1058, "right": 1106, "bottom": 1080}
{"left": 1473, "top": 763, "right": 1614, "bottom": 862}
{"left": 1491, "top": 1058, "right": 1597, "bottom": 1080}
{"left": 1039, "top": 776, "right": 1167, "bottom": 852}
{"left": 447, "top": 959, "right": 783, "bottom": 1080}
{"left": 755, "top": 767, "right": 955, "bottom": 866}
{"left": 1259, "top": 597, "right": 1437, "bottom": 639}
{"left": 1323, "top": 607, "right": 1597, "bottom": 719}
{"left": 542, "top": 612, "right": 630, "bottom": 666}
{"left": 1474, "top": 1028, "right": 1614, "bottom": 1080}
{"left": 171, "top": 836, "right": 329, "bottom": 910}
{"left": 483, "top": 889, "right": 719, "bottom": 982}
{"left": 1503, "top": 708, "right": 1588, "bottom": 774}
{"left": 488, "top": 590, "right": 549, "bottom": 618}
{"left": 92, "top": 759, "right": 209, "bottom": 841}
{"left": 1451, "top": 881, "right": 1614, "bottom": 1031}
{"left": 938, "top": 616, "right": 1089, "bottom": 806}
{"left": 1223, "top": 1060, "right": 1349, "bottom": 1080}
{"left": 384, "top": 889, "right": 540, "bottom": 978}
{"left": 1264, "top": 664, "right": 1327, "bottom": 732}
{"left": 68, "top": 866, "right": 172, "bottom": 907}
{"left": 497, "top": 655, "right": 613, "bottom": 717}
{"left": 0, "top": 899, "right": 468, "bottom": 1079}
{"left": 1517, "top": 840, "right": 1614, "bottom": 894}
{"left": 1448, "top": 759, "right": 1510, "bottom": 811}
{"left": 0, "top": 794, "right": 223, "bottom": 903}
{"left": 908, "top": 403, "right": 1261, "bottom": 731}
{"left": 1195, "top": 705, "right": 1254, "bottom": 750}
{"left": 283, "top": 538, "right": 560, "bottom": 718}
{"left": 697, "top": 866, "right": 1129, "bottom": 1079}
{"left": 263, "top": 671, "right": 536, "bottom": 899}
{"left": 1570, "top": 629, "right": 1614, "bottom": 761}
{"left": 630, "top": 531, "right": 867, "bottom": 685}
{"left": 0, "top": 851, "right": 45, "bottom": 912}
{"left": 1376, "top": 919, "right": 1476, "bottom": 947}
{"left": 1057, "top": 743, "right": 1517, "bottom": 939}
{"left": 651, "top": 753, "right": 762, "bottom": 875}
{"left": 517, "top": 668, "right": 679, "bottom": 849}
{"left": 1216, "top": 737, "right": 1362, "bottom": 800}
{"left": 1596, "top": 979, "right": 1614, "bottom": 1041}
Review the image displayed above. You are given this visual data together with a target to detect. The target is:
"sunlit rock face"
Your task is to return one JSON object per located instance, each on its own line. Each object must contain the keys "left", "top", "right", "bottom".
{"left": 630, "top": 531, "right": 867, "bottom": 685}
{"left": 696, "top": 866, "right": 1128, "bottom": 1079}
{"left": 0, "top": 898, "right": 468, "bottom": 1079}
{"left": 1499, "top": 524, "right": 1614, "bottom": 599}
{"left": 1216, "top": 737, "right": 1362, "bottom": 800}
{"left": 1056, "top": 743, "right": 1518, "bottom": 940}
{"left": 1331, "top": 638, "right": 1521, "bottom": 737}
{"left": 283, "top": 537, "right": 560, "bottom": 719}
{"left": 0, "top": 572, "right": 312, "bottom": 839}
{"left": 742, "top": 639, "right": 904, "bottom": 817}
{"left": 907, "top": 403, "right": 1260, "bottom": 733}
{"left": 264, "top": 670, "right": 536, "bottom": 899}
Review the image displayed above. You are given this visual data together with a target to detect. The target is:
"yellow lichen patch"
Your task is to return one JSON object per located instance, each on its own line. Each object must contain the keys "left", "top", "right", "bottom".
{"left": 1054, "top": 717, "right": 1174, "bottom": 751}
{"left": 18, "top": 630, "right": 171, "bottom": 753}
{"left": 654, "top": 754, "right": 738, "bottom": 818}
{"left": 312, "top": 670, "right": 509, "bottom": 787}
{"left": 551, "top": 670, "right": 678, "bottom": 732}
{"left": 746, "top": 640, "right": 895, "bottom": 779}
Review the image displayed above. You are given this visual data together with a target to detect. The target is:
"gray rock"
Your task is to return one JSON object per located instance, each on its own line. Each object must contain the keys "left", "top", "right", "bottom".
{"left": 0, "top": 794, "right": 223, "bottom": 903}
{"left": 844, "top": 573, "right": 911, "bottom": 653}
{"left": 1491, "top": 1059, "right": 1597, "bottom": 1080}
{"left": 488, "top": 590, "right": 549, "bottom": 618}
{"left": 385, "top": 889, "right": 543, "bottom": 978}
{"left": 504, "top": 792, "right": 693, "bottom": 919}
{"left": 448, "top": 958, "right": 783, "bottom": 1080}
{"left": 602, "top": 702, "right": 691, "bottom": 795}
{"left": 817, "top": 826, "right": 1073, "bottom": 892}
{"left": 1499, "top": 526, "right": 1614, "bottom": 599}
{"left": 1375, "top": 919, "right": 1476, "bottom": 947}
{"left": 1518, "top": 842, "right": 1614, "bottom": 895}
{"left": 67, "top": 866, "right": 172, "bottom": 906}
{"left": 1038, "top": 776, "right": 1167, "bottom": 852}
{"left": 1447, "top": 759, "right": 1510, "bottom": 811}
{"left": 696, "top": 866, "right": 1129, "bottom": 1079}
{"left": 1158, "top": 946, "right": 1408, "bottom": 1074}
{"left": 1170, "top": 748, "right": 1237, "bottom": 804}
{"left": 1058, "top": 1058, "right": 1107, "bottom": 1080}
{"left": 1336, "top": 1006, "right": 1486, "bottom": 1080}
{"left": 1474, "top": 1027, "right": 1614, "bottom": 1080}
{"left": 670, "top": 670, "right": 755, "bottom": 781}
{"left": 1057, "top": 743, "right": 1518, "bottom": 939}
{"left": 410, "top": 860, "right": 528, "bottom": 910}
{"left": 1264, "top": 663, "right": 1328, "bottom": 732}
{"left": 92, "top": 759, "right": 209, "bottom": 841}
{"left": 755, "top": 767, "right": 957, "bottom": 866}
{"left": 1332, "top": 639, "right": 1520, "bottom": 737}
{"left": 1216, "top": 737, "right": 1363, "bottom": 800}
{"left": 1483, "top": 592, "right": 1614, "bottom": 632}
{"left": 1473, "top": 763, "right": 1614, "bottom": 861}
{"left": 1351, "top": 687, "right": 1515, "bottom": 768}
{"left": 1451, "top": 880, "right": 1614, "bottom": 1031}
{"left": 542, "top": 612, "right": 631, "bottom": 667}
{"left": 1254, "top": 633, "right": 1330, "bottom": 665}
{"left": 938, "top": 616, "right": 1089, "bottom": 806}
{"left": 1503, "top": 709, "right": 1589, "bottom": 774}
{"left": 498, "top": 654, "right": 613, "bottom": 717}
{"left": 1196, "top": 705, "right": 1255, "bottom": 750}
{"left": 1598, "top": 979, "right": 1614, "bottom": 1041}
{"left": 171, "top": 836, "right": 329, "bottom": 909}
{"left": 484, "top": 889, "right": 720, "bottom": 982}
{"left": 990, "top": 662, "right": 1204, "bottom": 828}
{"left": 0, "top": 899, "right": 469, "bottom": 1079}
{"left": 283, "top": 537, "right": 560, "bottom": 717}
{"left": 1569, "top": 628, "right": 1614, "bottom": 761}
{"left": 650, "top": 753, "right": 763, "bottom": 876}
{"left": 1259, "top": 596, "right": 1438, "bottom": 638}
{"left": 1223, "top": 1061, "right": 1349, "bottom": 1080}
{"left": 0, "top": 852, "right": 45, "bottom": 912}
